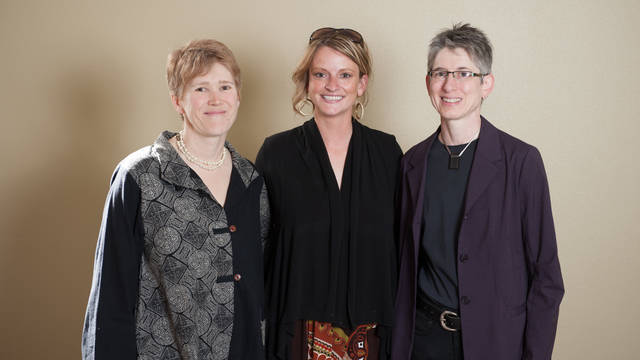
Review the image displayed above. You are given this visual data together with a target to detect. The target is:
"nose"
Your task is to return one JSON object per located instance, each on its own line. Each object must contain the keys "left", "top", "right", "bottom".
{"left": 324, "top": 75, "right": 338, "bottom": 91}
{"left": 442, "top": 73, "right": 457, "bottom": 91}
{"left": 208, "top": 90, "right": 221, "bottom": 104}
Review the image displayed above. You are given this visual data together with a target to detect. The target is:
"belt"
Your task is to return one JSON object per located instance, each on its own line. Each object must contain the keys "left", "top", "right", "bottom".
{"left": 416, "top": 293, "right": 461, "bottom": 332}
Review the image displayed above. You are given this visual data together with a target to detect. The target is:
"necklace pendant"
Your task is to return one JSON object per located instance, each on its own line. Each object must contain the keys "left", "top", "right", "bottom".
{"left": 449, "top": 155, "right": 460, "bottom": 169}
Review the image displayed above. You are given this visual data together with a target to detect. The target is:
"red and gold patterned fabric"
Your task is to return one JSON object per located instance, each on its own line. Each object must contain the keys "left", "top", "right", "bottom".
{"left": 304, "top": 320, "right": 376, "bottom": 360}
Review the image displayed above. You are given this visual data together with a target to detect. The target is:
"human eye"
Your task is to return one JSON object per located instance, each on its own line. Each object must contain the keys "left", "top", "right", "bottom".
{"left": 195, "top": 87, "right": 207, "bottom": 92}
{"left": 433, "top": 70, "right": 448, "bottom": 78}
{"left": 339, "top": 72, "right": 353, "bottom": 79}
{"left": 457, "top": 71, "right": 474, "bottom": 78}
{"left": 221, "top": 84, "right": 233, "bottom": 91}
{"left": 312, "top": 72, "right": 327, "bottom": 78}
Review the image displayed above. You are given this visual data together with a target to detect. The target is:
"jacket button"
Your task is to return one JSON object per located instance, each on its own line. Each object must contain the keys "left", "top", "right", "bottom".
{"left": 459, "top": 254, "right": 469, "bottom": 262}
{"left": 229, "top": 225, "right": 237, "bottom": 232}
{"left": 463, "top": 214, "right": 469, "bottom": 220}
{"left": 234, "top": 274, "right": 242, "bottom": 281}
{"left": 461, "top": 296, "right": 470, "bottom": 305}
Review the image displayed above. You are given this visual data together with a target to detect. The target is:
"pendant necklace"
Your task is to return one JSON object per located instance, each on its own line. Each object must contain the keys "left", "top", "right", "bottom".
{"left": 440, "top": 131, "right": 479, "bottom": 169}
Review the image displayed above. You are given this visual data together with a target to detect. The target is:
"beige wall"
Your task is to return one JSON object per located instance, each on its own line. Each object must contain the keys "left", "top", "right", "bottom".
{"left": 1, "top": 0, "right": 638, "bottom": 358}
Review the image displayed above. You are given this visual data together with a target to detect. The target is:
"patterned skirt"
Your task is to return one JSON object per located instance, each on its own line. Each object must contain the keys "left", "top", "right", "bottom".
{"left": 291, "top": 320, "right": 379, "bottom": 360}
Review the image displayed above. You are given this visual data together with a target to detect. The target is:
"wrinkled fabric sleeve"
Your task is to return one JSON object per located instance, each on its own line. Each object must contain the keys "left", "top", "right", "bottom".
{"left": 390, "top": 138, "right": 403, "bottom": 273}
{"left": 382, "top": 137, "right": 403, "bottom": 360}
{"left": 255, "top": 138, "right": 285, "bottom": 360}
{"left": 391, "top": 153, "right": 417, "bottom": 360}
{"left": 82, "top": 166, "right": 144, "bottom": 360}
{"left": 519, "top": 148, "right": 564, "bottom": 360}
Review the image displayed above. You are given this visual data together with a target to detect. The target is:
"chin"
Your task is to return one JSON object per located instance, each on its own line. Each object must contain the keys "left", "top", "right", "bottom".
{"left": 201, "top": 127, "right": 232, "bottom": 138}
{"left": 318, "top": 107, "right": 351, "bottom": 119}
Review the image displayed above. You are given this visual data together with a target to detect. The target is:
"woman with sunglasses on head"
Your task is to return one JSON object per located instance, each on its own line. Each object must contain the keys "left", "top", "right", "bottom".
{"left": 82, "top": 39, "right": 269, "bottom": 359}
{"left": 256, "top": 28, "right": 402, "bottom": 360}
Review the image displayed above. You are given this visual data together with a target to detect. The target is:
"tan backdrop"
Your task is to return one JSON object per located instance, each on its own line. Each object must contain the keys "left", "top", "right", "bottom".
{"left": 1, "top": 0, "right": 638, "bottom": 358}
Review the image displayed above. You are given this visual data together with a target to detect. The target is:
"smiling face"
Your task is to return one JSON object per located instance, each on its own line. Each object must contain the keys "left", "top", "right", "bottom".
{"left": 172, "top": 62, "right": 240, "bottom": 139}
{"left": 307, "top": 46, "right": 368, "bottom": 121}
{"left": 427, "top": 47, "right": 494, "bottom": 124}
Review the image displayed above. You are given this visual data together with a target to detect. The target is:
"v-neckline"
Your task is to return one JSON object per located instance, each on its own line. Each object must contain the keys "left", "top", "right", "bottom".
{"left": 309, "top": 119, "right": 354, "bottom": 193}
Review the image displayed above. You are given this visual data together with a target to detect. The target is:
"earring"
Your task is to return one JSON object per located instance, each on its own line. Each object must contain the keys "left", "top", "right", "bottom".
{"left": 296, "top": 98, "right": 314, "bottom": 117}
{"left": 354, "top": 100, "right": 365, "bottom": 120}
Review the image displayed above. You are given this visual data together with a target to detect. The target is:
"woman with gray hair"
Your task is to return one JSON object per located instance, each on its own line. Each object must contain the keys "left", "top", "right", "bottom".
{"left": 393, "top": 23, "right": 563, "bottom": 360}
{"left": 82, "top": 39, "right": 269, "bottom": 359}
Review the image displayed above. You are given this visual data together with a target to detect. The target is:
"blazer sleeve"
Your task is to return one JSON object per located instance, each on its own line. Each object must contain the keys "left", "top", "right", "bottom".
{"left": 82, "top": 166, "right": 144, "bottom": 360}
{"left": 519, "top": 148, "right": 564, "bottom": 360}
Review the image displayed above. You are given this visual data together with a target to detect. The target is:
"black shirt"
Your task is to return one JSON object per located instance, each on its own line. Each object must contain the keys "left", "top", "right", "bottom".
{"left": 256, "top": 119, "right": 402, "bottom": 359}
{"left": 418, "top": 136, "right": 477, "bottom": 309}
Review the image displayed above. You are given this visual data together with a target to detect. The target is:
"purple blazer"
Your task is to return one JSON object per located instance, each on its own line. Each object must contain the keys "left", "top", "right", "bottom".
{"left": 392, "top": 118, "right": 564, "bottom": 360}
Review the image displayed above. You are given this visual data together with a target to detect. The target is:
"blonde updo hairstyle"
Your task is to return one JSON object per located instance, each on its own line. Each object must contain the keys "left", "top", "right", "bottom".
{"left": 292, "top": 28, "right": 372, "bottom": 119}
{"left": 167, "top": 39, "right": 242, "bottom": 100}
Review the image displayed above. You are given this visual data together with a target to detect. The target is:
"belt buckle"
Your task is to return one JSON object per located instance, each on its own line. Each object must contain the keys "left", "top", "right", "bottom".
{"left": 439, "top": 310, "right": 458, "bottom": 332}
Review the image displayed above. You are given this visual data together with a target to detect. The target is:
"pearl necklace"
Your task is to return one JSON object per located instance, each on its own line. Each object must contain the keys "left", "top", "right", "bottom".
{"left": 176, "top": 131, "right": 226, "bottom": 171}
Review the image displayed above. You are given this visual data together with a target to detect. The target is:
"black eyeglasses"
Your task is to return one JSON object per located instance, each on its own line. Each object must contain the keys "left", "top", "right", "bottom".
{"left": 428, "top": 70, "right": 489, "bottom": 82}
{"left": 309, "top": 27, "right": 363, "bottom": 44}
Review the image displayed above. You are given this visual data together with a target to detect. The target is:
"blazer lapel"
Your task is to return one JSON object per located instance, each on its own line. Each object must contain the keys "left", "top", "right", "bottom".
{"left": 406, "top": 132, "right": 436, "bottom": 210}
{"left": 463, "top": 117, "right": 504, "bottom": 214}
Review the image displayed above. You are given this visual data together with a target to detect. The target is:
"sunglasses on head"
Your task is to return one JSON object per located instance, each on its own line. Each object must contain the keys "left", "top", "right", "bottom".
{"left": 309, "top": 27, "right": 363, "bottom": 44}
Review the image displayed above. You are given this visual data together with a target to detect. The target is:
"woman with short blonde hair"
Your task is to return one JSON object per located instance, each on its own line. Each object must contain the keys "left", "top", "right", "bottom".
{"left": 82, "top": 39, "right": 269, "bottom": 359}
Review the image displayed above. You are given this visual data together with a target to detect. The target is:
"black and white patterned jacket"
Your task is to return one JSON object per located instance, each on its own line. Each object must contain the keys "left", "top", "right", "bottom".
{"left": 82, "top": 131, "right": 269, "bottom": 359}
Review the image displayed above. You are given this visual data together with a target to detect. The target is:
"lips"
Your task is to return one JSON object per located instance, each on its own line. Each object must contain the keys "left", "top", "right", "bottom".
{"left": 442, "top": 97, "right": 461, "bottom": 103}
{"left": 204, "top": 110, "right": 226, "bottom": 115}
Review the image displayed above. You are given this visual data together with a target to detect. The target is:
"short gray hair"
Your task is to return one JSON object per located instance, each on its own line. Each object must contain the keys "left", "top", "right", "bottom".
{"left": 428, "top": 23, "right": 493, "bottom": 74}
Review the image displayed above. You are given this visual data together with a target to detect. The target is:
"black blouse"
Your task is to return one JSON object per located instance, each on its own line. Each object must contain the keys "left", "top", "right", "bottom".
{"left": 256, "top": 119, "right": 402, "bottom": 359}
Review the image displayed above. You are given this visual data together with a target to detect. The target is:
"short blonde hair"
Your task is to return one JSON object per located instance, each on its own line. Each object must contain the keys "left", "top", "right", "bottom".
{"left": 292, "top": 28, "right": 372, "bottom": 117}
{"left": 166, "top": 39, "right": 241, "bottom": 99}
